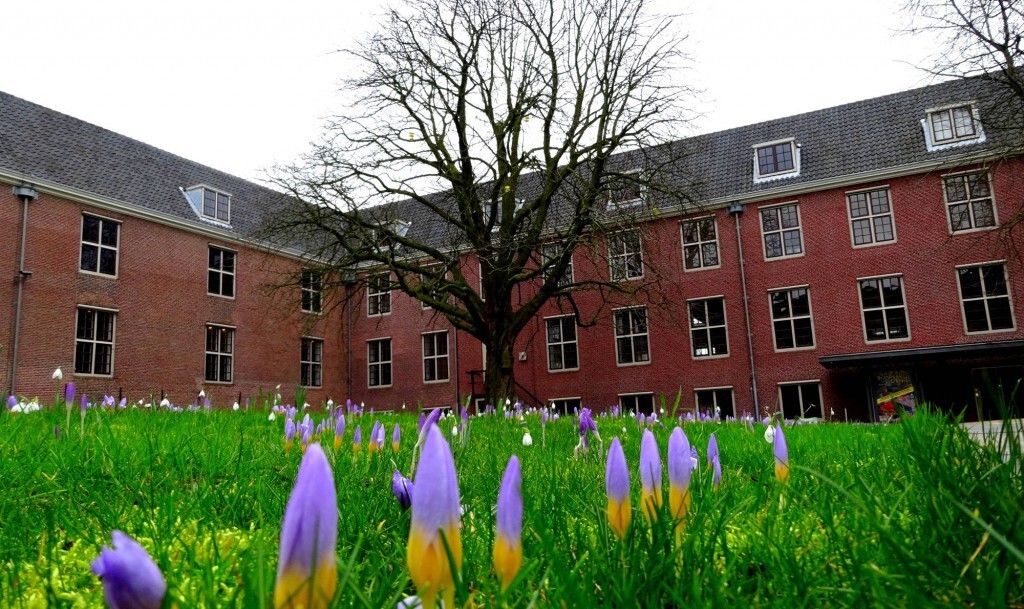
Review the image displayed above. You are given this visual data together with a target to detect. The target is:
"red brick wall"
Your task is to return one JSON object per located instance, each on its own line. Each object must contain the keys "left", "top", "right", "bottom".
{"left": 0, "top": 185, "right": 347, "bottom": 407}
{"left": 346, "top": 160, "right": 1024, "bottom": 419}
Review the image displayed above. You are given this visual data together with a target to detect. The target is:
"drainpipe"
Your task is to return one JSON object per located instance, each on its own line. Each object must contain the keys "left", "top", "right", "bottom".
{"left": 729, "top": 202, "right": 760, "bottom": 420}
{"left": 452, "top": 324, "right": 461, "bottom": 408}
{"left": 9, "top": 184, "right": 39, "bottom": 396}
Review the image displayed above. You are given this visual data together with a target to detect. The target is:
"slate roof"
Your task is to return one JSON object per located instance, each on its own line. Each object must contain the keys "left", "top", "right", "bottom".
{"left": 0, "top": 90, "right": 291, "bottom": 241}
{"left": 0, "top": 77, "right": 1016, "bottom": 252}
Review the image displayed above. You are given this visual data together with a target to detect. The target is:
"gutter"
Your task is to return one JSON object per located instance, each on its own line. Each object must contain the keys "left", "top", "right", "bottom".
{"left": 729, "top": 203, "right": 759, "bottom": 420}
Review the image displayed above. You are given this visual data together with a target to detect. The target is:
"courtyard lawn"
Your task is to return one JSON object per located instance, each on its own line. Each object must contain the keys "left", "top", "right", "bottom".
{"left": 0, "top": 402, "right": 1022, "bottom": 607}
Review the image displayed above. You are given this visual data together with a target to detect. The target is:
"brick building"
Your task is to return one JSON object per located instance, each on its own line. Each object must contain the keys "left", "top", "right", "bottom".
{"left": 3, "top": 78, "right": 1023, "bottom": 420}
{"left": 344, "top": 78, "right": 1024, "bottom": 422}
{"left": 0, "top": 91, "right": 346, "bottom": 406}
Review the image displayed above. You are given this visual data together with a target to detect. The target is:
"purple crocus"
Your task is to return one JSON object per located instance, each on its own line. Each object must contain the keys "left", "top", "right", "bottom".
{"left": 392, "top": 423, "right": 401, "bottom": 452}
{"left": 353, "top": 425, "right": 362, "bottom": 453}
{"left": 333, "top": 415, "right": 346, "bottom": 451}
{"left": 493, "top": 455, "right": 523, "bottom": 592}
{"left": 54, "top": 425, "right": 61, "bottom": 440}
{"left": 605, "top": 438, "right": 631, "bottom": 538}
{"left": 774, "top": 423, "right": 790, "bottom": 483}
{"left": 668, "top": 427, "right": 693, "bottom": 529}
{"left": 639, "top": 429, "right": 662, "bottom": 523}
{"left": 91, "top": 530, "right": 167, "bottom": 609}
{"left": 369, "top": 421, "right": 382, "bottom": 454}
{"left": 6, "top": 396, "right": 16, "bottom": 410}
{"left": 392, "top": 469, "right": 414, "bottom": 511}
{"left": 80, "top": 394, "right": 89, "bottom": 413}
{"left": 707, "top": 434, "right": 722, "bottom": 487}
{"left": 275, "top": 443, "right": 337, "bottom": 608}
{"left": 408, "top": 424, "right": 461, "bottom": 609}
{"left": 65, "top": 382, "right": 75, "bottom": 406}
{"left": 284, "top": 419, "right": 297, "bottom": 454}
{"left": 417, "top": 412, "right": 426, "bottom": 431}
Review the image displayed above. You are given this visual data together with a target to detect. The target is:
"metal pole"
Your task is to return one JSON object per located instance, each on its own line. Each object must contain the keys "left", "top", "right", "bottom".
{"left": 731, "top": 204, "right": 760, "bottom": 420}
{"left": 9, "top": 185, "right": 38, "bottom": 395}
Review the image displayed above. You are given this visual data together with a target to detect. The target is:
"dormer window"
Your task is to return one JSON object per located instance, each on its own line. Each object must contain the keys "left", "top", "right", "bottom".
{"left": 184, "top": 186, "right": 231, "bottom": 223}
{"left": 753, "top": 139, "right": 800, "bottom": 182}
{"left": 923, "top": 104, "right": 984, "bottom": 151}
{"left": 607, "top": 169, "right": 646, "bottom": 210}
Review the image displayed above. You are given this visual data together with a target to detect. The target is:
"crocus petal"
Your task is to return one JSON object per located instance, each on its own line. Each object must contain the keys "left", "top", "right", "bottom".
{"left": 605, "top": 438, "right": 631, "bottom": 538}
{"left": 408, "top": 424, "right": 461, "bottom": 609}
{"left": 392, "top": 423, "right": 401, "bottom": 452}
{"left": 393, "top": 470, "right": 414, "bottom": 511}
{"left": 493, "top": 455, "right": 522, "bottom": 591}
{"left": 774, "top": 423, "right": 790, "bottom": 483}
{"left": 639, "top": 429, "right": 662, "bottom": 523}
{"left": 275, "top": 443, "right": 338, "bottom": 609}
{"left": 91, "top": 530, "right": 166, "bottom": 609}
{"left": 708, "top": 434, "right": 722, "bottom": 487}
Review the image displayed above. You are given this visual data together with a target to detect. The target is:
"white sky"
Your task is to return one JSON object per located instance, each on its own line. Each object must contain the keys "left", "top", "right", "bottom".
{"left": 1, "top": 0, "right": 938, "bottom": 182}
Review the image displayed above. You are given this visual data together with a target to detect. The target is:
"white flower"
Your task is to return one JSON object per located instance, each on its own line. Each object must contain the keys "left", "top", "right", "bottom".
{"left": 522, "top": 431, "right": 533, "bottom": 446}
{"left": 268, "top": 412, "right": 277, "bottom": 421}
{"left": 622, "top": 427, "right": 627, "bottom": 433}
{"left": 159, "top": 398, "right": 170, "bottom": 408}
{"left": 327, "top": 399, "right": 334, "bottom": 407}
{"left": 691, "top": 457, "right": 699, "bottom": 470}
{"left": 303, "top": 402, "right": 310, "bottom": 410}
{"left": 232, "top": 402, "right": 240, "bottom": 411}
{"left": 505, "top": 398, "right": 511, "bottom": 406}
{"left": 764, "top": 425, "right": 776, "bottom": 444}
{"left": 451, "top": 425, "right": 459, "bottom": 437}
{"left": 275, "top": 384, "right": 281, "bottom": 390}
{"left": 199, "top": 390, "right": 206, "bottom": 398}
{"left": 52, "top": 367, "right": 63, "bottom": 380}
{"left": 659, "top": 407, "right": 665, "bottom": 414}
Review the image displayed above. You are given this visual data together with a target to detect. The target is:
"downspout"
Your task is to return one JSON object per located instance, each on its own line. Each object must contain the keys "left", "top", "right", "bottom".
{"left": 452, "top": 324, "right": 460, "bottom": 408}
{"left": 729, "top": 203, "right": 760, "bottom": 420}
{"left": 9, "top": 185, "right": 39, "bottom": 396}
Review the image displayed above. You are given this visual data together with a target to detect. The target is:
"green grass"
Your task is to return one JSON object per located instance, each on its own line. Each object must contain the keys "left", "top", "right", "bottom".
{"left": 0, "top": 404, "right": 1021, "bottom": 607}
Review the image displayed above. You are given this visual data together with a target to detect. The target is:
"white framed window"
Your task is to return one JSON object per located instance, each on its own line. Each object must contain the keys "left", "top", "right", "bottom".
{"left": 858, "top": 275, "right": 910, "bottom": 342}
{"left": 609, "top": 230, "right": 644, "bottom": 280}
{"left": 80, "top": 214, "right": 120, "bottom": 277}
{"left": 74, "top": 306, "right": 116, "bottom": 376}
{"left": 957, "top": 262, "right": 1015, "bottom": 334}
{"left": 367, "top": 274, "right": 391, "bottom": 316}
{"left": 301, "top": 337, "right": 323, "bottom": 388}
{"left": 367, "top": 338, "right": 392, "bottom": 388}
{"left": 184, "top": 186, "right": 231, "bottom": 223}
{"left": 548, "top": 397, "right": 581, "bottom": 415}
{"left": 208, "top": 246, "right": 236, "bottom": 298}
{"left": 769, "top": 286, "right": 815, "bottom": 350}
{"left": 753, "top": 139, "right": 800, "bottom": 182}
{"left": 619, "top": 392, "right": 655, "bottom": 415}
{"left": 205, "top": 324, "right": 234, "bottom": 383}
{"left": 942, "top": 171, "right": 997, "bottom": 233}
{"left": 420, "top": 263, "right": 446, "bottom": 309}
{"left": 688, "top": 297, "right": 728, "bottom": 358}
{"left": 681, "top": 217, "right": 720, "bottom": 271}
{"left": 546, "top": 315, "right": 579, "bottom": 372}
{"left": 928, "top": 105, "right": 979, "bottom": 144}
{"left": 541, "top": 242, "right": 575, "bottom": 287}
{"left": 301, "top": 269, "right": 323, "bottom": 314}
{"left": 422, "top": 331, "right": 450, "bottom": 383}
{"left": 613, "top": 306, "right": 650, "bottom": 366}
{"left": 607, "top": 168, "right": 646, "bottom": 210}
{"left": 846, "top": 187, "right": 896, "bottom": 247}
{"left": 778, "top": 381, "right": 823, "bottom": 419}
{"left": 695, "top": 387, "right": 734, "bottom": 418}
{"left": 760, "top": 202, "right": 803, "bottom": 260}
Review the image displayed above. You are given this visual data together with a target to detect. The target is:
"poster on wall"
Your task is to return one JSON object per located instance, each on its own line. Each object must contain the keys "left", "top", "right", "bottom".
{"left": 875, "top": 370, "right": 917, "bottom": 420}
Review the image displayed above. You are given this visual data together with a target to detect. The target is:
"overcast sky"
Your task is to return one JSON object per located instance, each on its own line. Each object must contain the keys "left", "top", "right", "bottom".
{"left": 2, "top": 0, "right": 938, "bottom": 182}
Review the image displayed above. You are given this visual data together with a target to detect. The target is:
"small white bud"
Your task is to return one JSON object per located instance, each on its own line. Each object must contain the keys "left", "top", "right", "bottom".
{"left": 52, "top": 367, "right": 63, "bottom": 380}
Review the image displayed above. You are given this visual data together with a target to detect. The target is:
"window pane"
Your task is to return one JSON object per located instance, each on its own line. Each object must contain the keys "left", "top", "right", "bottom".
{"left": 988, "top": 298, "right": 1014, "bottom": 330}
{"left": 220, "top": 330, "right": 233, "bottom": 353}
{"left": 633, "top": 336, "right": 650, "bottom": 361}
{"left": 222, "top": 251, "right": 235, "bottom": 273}
{"left": 952, "top": 106, "right": 975, "bottom": 137}
{"left": 702, "top": 243, "right": 719, "bottom": 266}
{"left": 963, "top": 300, "right": 990, "bottom": 332}
{"left": 869, "top": 190, "right": 890, "bottom": 214}
{"left": 564, "top": 345, "right": 578, "bottom": 369}
{"left": 75, "top": 342, "right": 93, "bottom": 374}
{"left": 683, "top": 244, "right": 700, "bottom": 269}
{"left": 96, "top": 312, "right": 114, "bottom": 342}
{"left": 82, "top": 216, "right": 100, "bottom": 243}
{"left": 547, "top": 320, "right": 561, "bottom": 343}
{"left": 790, "top": 289, "right": 810, "bottom": 316}
{"left": 99, "top": 248, "right": 117, "bottom": 275}
{"left": 931, "top": 111, "right": 953, "bottom": 141}
{"left": 958, "top": 267, "right": 983, "bottom": 299}
{"left": 881, "top": 278, "right": 904, "bottom": 306}
{"left": 707, "top": 299, "right": 725, "bottom": 326}
{"left": 800, "top": 385, "right": 822, "bottom": 418}
{"left": 779, "top": 205, "right": 799, "bottom": 229}
{"left": 794, "top": 318, "right": 814, "bottom": 347}
{"left": 972, "top": 200, "right": 995, "bottom": 228}
{"left": 968, "top": 173, "right": 990, "bottom": 198}
{"left": 691, "top": 330, "right": 709, "bottom": 356}
{"left": 81, "top": 244, "right": 98, "bottom": 272}
{"left": 848, "top": 193, "right": 868, "bottom": 218}
{"left": 77, "top": 310, "right": 94, "bottom": 339}
{"left": 761, "top": 209, "right": 779, "bottom": 231}
{"left": 709, "top": 327, "right": 728, "bottom": 355}
{"left": 689, "top": 301, "right": 707, "bottom": 327}
{"left": 982, "top": 265, "right": 1007, "bottom": 296}
{"left": 208, "top": 271, "right": 220, "bottom": 294}
{"left": 860, "top": 280, "right": 881, "bottom": 309}
{"left": 203, "top": 190, "right": 216, "bottom": 216}
{"left": 771, "top": 292, "right": 790, "bottom": 319}
{"left": 949, "top": 203, "right": 971, "bottom": 231}
{"left": 873, "top": 216, "right": 894, "bottom": 242}
{"left": 617, "top": 337, "right": 632, "bottom": 363}
{"left": 852, "top": 219, "right": 872, "bottom": 245}
{"left": 944, "top": 176, "right": 967, "bottom": 202}
{"left": 885, "top": 309, "right": 909, "bottom": 338}
{"left": 220, "top": 356, "right": 232, "bottom": 382}
{"left": 95, "top": 344, "right": 112, "bottom": 375}
{"left": 782, "top": 229, "right": 802, "bottom": 255}
{"left": 206, "top": 354, "right": 219, "bottom": 380}
{"left": 222, "top": 275, "right": 234, "bottom": 298}
{"left": 563, "top": 320, "right": 576, "bottom": 341}
{"left": 864, "top": 310, "right": 886, "bottom": 340}
{"left": 780, "top": 385, "right": 802, "bottom": 419}
{"left": 631, "top": 310, "right": 647, "bottom": 333}
{"left": 764, "top": 233, "right": 782, "bottom": 258}
{"left": 100, "top": 221, "right": 118, "bottom": 247}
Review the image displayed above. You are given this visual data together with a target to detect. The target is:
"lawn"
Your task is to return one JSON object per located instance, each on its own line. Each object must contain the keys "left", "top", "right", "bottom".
{"left": 0, "top": 398, "right": 1021, "bottom": 607}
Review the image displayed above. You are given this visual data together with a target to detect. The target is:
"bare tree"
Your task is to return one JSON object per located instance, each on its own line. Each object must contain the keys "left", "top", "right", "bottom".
{"left": 905, "top": 0, "right": 1024, "bottom": 256}
{"left": 268, "top": 0, "right": 696, "bottom": 403}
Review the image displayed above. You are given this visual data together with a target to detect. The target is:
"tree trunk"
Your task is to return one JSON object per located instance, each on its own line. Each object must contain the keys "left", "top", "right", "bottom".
{"left": 483, "top": 338, "right": 516, "bottom": 407}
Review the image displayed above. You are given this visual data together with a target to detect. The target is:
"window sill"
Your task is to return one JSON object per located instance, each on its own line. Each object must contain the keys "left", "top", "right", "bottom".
{"left": 423, "top": 378, "right": 451, "bottom": 385}
{"left": 79, "top": 269, "right": 118, "bottom": 280}
{"left": 763, "top": 252, "right": 805, "bottom": 262}
{"left": 73, "top": 372, "right": 114, "bottom": 379}
{"left": 616, "top": 359, "right": 651, "bottom": 368}
{"left": 691, "top": 353, "right": 730, "bottom": 361}
{"left": 547, "top": 367, "right": 580, "bottom": 374}
{"left": 368, "top": 384, "right": 393, "bottom": 390}
{"left": 207, "top": 292, "right": 237, "bottom": 301}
